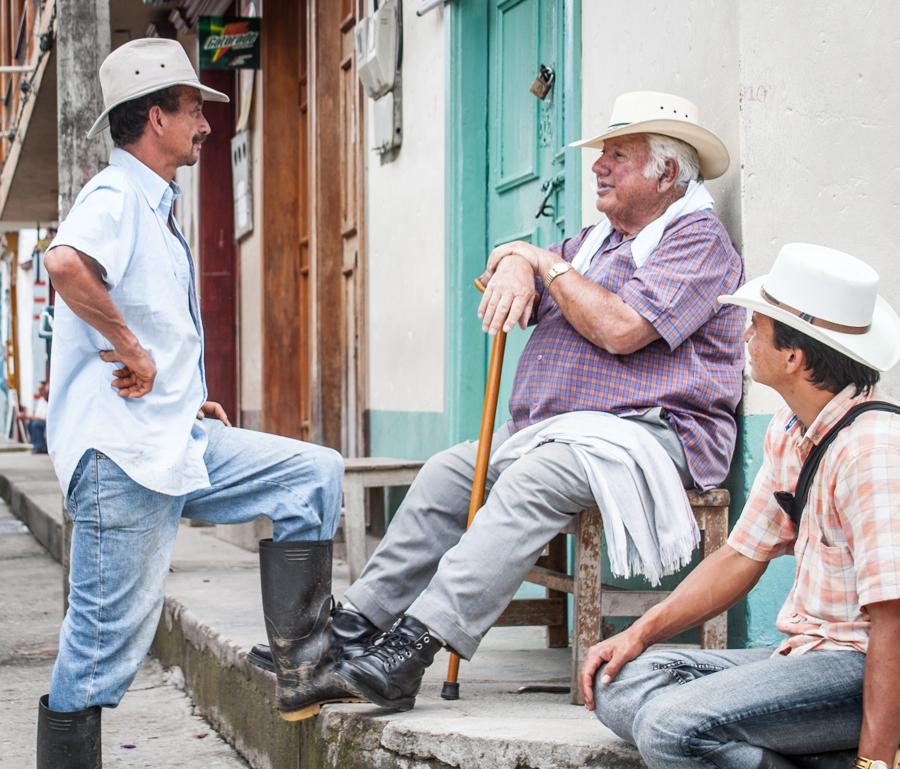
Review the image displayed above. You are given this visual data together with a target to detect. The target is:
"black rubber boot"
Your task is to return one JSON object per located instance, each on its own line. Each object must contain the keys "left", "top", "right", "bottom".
{"left": 336, "top": 615, "right": 440, "bottom": 711}
{"left": 259, "top": 539, "right": 363, "bottom": 721}
{"left": 36, "top": 694, "right": 102, "bottom": 769}
{"left": 249, "top": 604, "right": 381, "bottom": 673}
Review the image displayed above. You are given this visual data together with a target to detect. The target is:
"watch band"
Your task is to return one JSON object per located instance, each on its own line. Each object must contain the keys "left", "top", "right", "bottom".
{"left": 543, "top": 261, "right": 572, "bottom": 290}
{"left": 854, "top": 757, "right": 889, "bottom": 769}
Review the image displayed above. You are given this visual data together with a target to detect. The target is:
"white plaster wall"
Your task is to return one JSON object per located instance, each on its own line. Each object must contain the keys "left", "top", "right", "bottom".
{"left": 739, "top": 0, "right": 900, "bottom": 413}
{"left": 365, "top": 0, "right": 445, "bottom": 413}
{"left": 237, "top": 72, "right": 264, "bottom": 417}
{"left": 580, "top": 2, "right": 741, "bottom": 242}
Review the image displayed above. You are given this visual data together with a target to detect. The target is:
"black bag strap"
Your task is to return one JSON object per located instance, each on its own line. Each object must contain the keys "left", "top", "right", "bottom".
{"left": 773, "top": 400, "right": 900, "bottom": 527}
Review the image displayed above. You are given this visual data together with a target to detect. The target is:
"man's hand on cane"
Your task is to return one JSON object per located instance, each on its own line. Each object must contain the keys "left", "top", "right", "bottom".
{"left": 477, "top": 254, "right": 537, "bottom": 335}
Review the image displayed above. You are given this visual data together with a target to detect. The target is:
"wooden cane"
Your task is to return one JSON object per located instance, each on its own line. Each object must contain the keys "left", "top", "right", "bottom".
{"left": 441, "top": 276, "right": 507, "bottom": 700}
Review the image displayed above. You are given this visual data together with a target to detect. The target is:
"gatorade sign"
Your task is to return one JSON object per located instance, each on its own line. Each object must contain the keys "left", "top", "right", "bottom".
{"left": 199, "top": 16, "right": 260, "bottom": 70}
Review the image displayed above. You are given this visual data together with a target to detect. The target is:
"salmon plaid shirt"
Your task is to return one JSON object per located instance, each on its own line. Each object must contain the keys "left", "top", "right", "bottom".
{"left": 728, "top": 385, "right": 900, "bottom": 654}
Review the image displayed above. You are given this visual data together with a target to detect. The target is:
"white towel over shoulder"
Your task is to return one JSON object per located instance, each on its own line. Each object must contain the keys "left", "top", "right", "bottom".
{"left": 492, "top": 412, "right": 699, "bottom": 586}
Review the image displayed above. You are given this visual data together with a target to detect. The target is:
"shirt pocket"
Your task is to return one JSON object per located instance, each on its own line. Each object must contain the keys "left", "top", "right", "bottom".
{"left": 814, "top": 540, "right": 858, "bottom": 620}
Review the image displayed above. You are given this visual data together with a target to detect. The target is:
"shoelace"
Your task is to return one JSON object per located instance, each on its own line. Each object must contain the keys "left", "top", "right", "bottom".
{"left": 366, "top": 627, "right": 431, "bottom": 669}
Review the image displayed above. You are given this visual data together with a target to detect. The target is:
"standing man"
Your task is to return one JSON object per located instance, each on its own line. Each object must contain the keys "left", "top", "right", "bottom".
{"left": 37, "top": 39, "right": 348, "bottom": 769}
{"left": 583, "top": 244, "right": 900, "bottom": 769}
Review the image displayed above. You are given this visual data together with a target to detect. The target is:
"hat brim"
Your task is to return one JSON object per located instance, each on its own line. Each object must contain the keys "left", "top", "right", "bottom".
{"left": 719, "top": 275, "right": 900, "bottom": 372}
{"left": 87, "top": 81, "right": 230, "bottom": 139}
{"left": 570, "top": 119, "right": 730, "bottom": 180}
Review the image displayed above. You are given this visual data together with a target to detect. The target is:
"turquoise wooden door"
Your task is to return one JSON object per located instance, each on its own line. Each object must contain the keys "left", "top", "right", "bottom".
{"left": 487, "top": 0, "right": 568, "bottom": 426}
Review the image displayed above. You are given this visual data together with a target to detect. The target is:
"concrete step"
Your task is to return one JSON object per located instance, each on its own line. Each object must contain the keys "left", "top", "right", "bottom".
{"left": 0, "top": 453, "right": 645, "bottom": 769}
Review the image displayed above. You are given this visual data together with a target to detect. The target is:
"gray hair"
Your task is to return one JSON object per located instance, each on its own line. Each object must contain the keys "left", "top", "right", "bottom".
{"left": 642, "top": 133, "right": 702, "bottom": 190}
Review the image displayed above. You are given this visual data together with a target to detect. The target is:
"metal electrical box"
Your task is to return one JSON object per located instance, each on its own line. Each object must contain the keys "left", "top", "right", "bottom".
{"left": 231, "top": 129, "right": 253, "bottom": 240}
{"left": 355, "top": 0, "right": 399, "bottom": 100}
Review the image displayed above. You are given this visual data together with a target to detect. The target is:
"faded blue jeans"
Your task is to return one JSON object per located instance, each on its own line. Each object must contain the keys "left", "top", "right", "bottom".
{"left": 50, "top": 419, "right": 343, "bottom": 712}
{"left": 595, "top": 647, "right": 863, "bottom": 769}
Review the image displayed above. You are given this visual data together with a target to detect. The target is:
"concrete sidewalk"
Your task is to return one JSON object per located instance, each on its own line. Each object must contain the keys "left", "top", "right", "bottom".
{"left": 0, "top": 451, "right": 643, "bottom": 769}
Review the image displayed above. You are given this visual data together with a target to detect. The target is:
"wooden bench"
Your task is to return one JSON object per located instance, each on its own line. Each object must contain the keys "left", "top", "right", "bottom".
{"left": 496, "top": 488, "right": 730, "bottom": 704}
{"left": 342, "top": 457, "right": 423, "bottom": 582}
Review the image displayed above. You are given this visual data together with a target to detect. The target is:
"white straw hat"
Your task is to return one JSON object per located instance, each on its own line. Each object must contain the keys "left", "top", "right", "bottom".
{"left": 570, "top": 91, "right": 730, "bottom": 180}
{"left": 87, "top": 38, "right": 229, "bottom": 139}
{"left": 719, "top": 243, "right": 900, "bottom": 372}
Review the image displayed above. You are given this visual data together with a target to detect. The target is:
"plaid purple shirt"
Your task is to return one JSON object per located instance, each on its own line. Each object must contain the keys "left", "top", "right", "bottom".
{"left": 508, "top": 210, "right": 745, "bottom": 490}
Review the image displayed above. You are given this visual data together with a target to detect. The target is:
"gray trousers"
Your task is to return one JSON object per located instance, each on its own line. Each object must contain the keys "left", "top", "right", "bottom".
{"left": 345, "top": 411, "right": 690, "bottom": 659}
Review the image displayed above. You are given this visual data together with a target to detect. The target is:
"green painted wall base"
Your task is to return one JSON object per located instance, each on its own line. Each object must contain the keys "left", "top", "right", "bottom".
{"left": 726, "top": 410, "right": 795, "bottom": 649}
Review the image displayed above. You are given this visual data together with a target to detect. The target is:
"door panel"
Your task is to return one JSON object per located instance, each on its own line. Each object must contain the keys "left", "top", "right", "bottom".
{"left": 488, "top": 0, "right": 566, "bottom": 427}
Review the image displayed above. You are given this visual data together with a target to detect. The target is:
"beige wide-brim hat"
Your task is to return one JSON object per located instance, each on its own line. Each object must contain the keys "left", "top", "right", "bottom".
{"left": 570, "top": 91, "right": 730, "bottom": 180}
{"left": 719, "top": 243, "right": 900, "bottom": 372}
{"left": 87, "top": 38, "right": 229, "bottom": 139}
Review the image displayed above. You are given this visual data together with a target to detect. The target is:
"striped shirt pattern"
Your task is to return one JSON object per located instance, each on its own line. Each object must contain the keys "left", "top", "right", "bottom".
{"left": 508, "top": 210, "right": 745, "bottom": 489}
{"left": 728, "top": 386, "right": 900, "bottom": 654}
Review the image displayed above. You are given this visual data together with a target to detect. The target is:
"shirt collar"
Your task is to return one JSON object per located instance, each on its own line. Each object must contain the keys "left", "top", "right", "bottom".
{"left": 108, "top": 147, "right": 181, "bottom": 217}
{"left": 783, "top": 384, "right": 877, "bottom": 449}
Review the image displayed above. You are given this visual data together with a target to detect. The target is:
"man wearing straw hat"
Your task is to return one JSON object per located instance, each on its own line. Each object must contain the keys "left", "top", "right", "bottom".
{"left": 36, "top": 39, "right": 351, "bottom": 768}
{"left": 264, "top": 91, "right": 747, "bottom": 712}
{"left": 583, "top": 244, "right": 900, "bottom": 769}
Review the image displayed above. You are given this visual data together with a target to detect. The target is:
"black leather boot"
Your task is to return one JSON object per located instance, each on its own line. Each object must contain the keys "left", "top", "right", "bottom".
{"left": 336, "top": 615, "right": 440, "bottom": 711}
{"left": 36, "top": 694, "right": 102, "bottom": 769}
{"left": 259, "top": 539, "right": 363, "bottom": 721}
{"left": 249, "top": 605, "right": 381, "bottom": 673}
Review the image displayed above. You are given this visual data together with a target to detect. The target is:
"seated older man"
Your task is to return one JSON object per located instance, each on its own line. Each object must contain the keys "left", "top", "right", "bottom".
{"left": 259, "top": 91, "right": 746, "bottom": 715}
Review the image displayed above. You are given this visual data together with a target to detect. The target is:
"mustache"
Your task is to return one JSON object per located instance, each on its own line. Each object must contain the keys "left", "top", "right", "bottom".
{"left": 192, "top": 135, "right": 207, "bottom": 145}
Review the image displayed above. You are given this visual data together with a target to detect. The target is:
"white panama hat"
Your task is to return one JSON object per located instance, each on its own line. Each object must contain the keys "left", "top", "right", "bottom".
{"left": 570, "top": 91, "right": 730, "bottom": 180}
{"left": 719, "top": 243, "right": 900, "bottom": 372}
{"left": 87, "top": 38, "right": 229, "bottom": 139}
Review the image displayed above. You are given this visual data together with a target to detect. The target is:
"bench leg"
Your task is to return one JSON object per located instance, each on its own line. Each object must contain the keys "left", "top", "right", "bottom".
{"left": 571, "top": 507, "right": 601, "bottom": 705}
{"left": 344, "top": 479, "right": 367, "bottom": 584}
{"left": 546, "top": 534, "right": 569, "bottom": 648}
{"left": 698, "top": 506, "right": 729, "bottom": 649}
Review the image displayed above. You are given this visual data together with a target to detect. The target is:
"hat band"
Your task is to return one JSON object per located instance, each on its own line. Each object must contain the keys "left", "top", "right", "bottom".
{"left": 761, "top": 287, "right": 870, "bottom": 335}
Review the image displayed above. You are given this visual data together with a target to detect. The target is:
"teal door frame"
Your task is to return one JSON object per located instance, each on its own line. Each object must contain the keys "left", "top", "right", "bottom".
{"left": 444, "top": 0, "right": 582, "bottom": 445}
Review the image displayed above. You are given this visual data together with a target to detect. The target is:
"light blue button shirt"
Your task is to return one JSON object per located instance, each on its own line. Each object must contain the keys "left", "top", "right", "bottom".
{"left": 47, "top": 147, "right": 210, "bottom": 496}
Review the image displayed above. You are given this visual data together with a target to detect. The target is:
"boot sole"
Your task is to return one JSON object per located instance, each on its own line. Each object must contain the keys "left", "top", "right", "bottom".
{"left": 338, "top": 667, "right": 416, "bottom": 712}
{"left": 279, "top": 696, "right": 367, "bottom": 722}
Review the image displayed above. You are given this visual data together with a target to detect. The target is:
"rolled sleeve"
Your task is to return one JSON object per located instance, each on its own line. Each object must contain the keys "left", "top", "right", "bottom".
{"left": 838, "top": 446, "right": 900, "bottom": 608}
{"left": 618, "top": 220, "right": 741, "bottom": 350}
{"left": 728, "top": 424, "right": 797, "bottom": 561}
{"left": 50, "top": 183, "right": 138, "bottom": 289}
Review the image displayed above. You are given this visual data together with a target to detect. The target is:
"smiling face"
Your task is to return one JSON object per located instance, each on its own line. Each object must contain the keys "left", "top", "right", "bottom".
{"left": 591, "top": 134, "right": 676, "bottom": 236}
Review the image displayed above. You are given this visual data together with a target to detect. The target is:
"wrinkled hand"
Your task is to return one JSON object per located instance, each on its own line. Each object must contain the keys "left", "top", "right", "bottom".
{"left": 100, "top": 345, "right": 156, "bottom": 398}
{"left": 476, "top": 240, "right": 557, "bottom": 287}
{"left": 580, "top": 630, "right": 645, "bottom": 711}
{"left": 197, "top": 400, "right": 231, "bottom": 426}
{"left": 477, "top": 254, "right": 537, "bottom": 335}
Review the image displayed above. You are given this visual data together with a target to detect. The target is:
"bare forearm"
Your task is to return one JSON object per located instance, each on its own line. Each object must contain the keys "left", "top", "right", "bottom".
{"left": 630, "top": 545, "right": 767, "bottom": 646}
{"left": 533, "top": 250, "right": 658, "bottom": 354}
{"left": 46, "top": 247, "right": 139, "bottom": 353}
{"left": 858, "top": 600, "right": 900, "bottom": 763}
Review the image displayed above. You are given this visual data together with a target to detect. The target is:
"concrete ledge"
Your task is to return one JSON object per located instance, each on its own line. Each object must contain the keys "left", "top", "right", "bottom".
{"left": 1, "top": 453, "right": 645, "bottom": 769}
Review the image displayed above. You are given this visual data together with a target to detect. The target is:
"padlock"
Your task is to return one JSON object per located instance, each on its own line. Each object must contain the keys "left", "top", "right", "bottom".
{"left": 529, "top": 64, "right": 555, "bottom": 100}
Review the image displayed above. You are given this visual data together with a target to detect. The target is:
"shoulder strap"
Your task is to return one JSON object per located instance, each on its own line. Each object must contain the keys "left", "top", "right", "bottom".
{"left": 773, "top": 400, "right": 900, "bottom": 527}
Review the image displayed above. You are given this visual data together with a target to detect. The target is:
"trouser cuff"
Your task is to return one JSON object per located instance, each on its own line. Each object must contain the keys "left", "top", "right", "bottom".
{"left": 342, "top": 581, "right": 400, "bottom": 631}
{"left": 406, "top": 595, "right": 479, "bottom": 660}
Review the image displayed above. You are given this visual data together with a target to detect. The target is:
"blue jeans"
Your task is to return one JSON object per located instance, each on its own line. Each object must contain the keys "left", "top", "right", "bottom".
{"left": 595, "top": 648, "right": 864, "bottom": 769}
{"left": 49, "top": 419, "right": 343, "bottom": 712}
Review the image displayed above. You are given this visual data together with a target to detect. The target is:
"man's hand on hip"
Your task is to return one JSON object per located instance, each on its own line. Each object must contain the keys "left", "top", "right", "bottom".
{"left": 580, "top": 629, "right": 645, "bottom": 710}
{"left": 478, "top": 254, "right": 537, "bottom": 335}
{"left": 100, "top": 345, "right": 156, "bottom": 398}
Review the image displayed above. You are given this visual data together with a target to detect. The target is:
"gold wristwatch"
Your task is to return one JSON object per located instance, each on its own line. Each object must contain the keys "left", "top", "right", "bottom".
{"left": 853, "top": 757, "right": 889, "bottom": 769}
{"left": 543, "top": 261, "right": 572, "bottom": 289}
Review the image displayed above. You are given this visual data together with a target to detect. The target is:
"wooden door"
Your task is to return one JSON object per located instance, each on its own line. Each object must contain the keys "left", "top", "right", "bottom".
{"left": 487, "top": 0, "right": 567, "bottom": 425}
{"left": 338, "top": 0, "right": 366, "bottom": 457}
